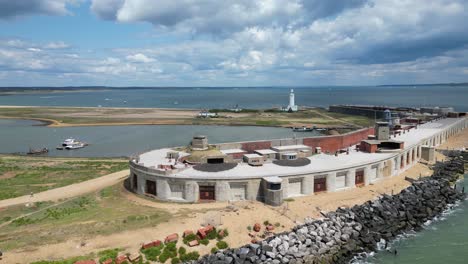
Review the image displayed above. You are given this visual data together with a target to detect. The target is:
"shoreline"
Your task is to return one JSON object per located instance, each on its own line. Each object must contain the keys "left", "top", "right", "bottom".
{"left": 0, "top": 105, "right": 199, "bottom": 111}
{"left": 0, "top": 116, "right": 293, "bottom": 129}
{"left": 0, "top": 105, "right": 365, "bottom": 130}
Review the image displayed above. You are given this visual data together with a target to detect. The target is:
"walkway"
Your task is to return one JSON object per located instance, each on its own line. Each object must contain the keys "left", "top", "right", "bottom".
{"left": 0, "top": 169, "right": 129, "bottom": 208}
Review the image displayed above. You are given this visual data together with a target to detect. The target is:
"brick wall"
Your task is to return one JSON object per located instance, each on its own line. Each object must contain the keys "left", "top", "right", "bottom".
{"left": 359, "top": 141, "right": 378, "bottom": 153}
{"left": 241, "top": 141, "right": 272, "bottom": 153}
{"left": 235, "top": 128, "right": 373, "bottom": 154}
{"left": 229, "top": 152, "right": 247, "bottom": 159}
{"left": 303, "top": 128, "right": 374, "bottom": 153}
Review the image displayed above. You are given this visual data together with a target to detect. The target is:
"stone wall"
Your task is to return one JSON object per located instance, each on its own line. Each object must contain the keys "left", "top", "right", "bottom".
{"left": 187, "top": 155, "right": 465, "bottom": 264}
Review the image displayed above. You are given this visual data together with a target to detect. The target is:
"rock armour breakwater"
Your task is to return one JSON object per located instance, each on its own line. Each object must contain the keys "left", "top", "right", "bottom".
{"left": 187, "top": 155, "right": 465, "bottom": 264}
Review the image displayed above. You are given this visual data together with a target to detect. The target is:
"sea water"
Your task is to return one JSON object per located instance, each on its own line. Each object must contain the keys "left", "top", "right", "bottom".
{"left": 361, "top": 177, "right": 468, "bottom": 264}
{"left": 0, "top": 86, "right": 467, "bottom": 111}
{"left": 0, "top": 119, "right": 317, "bottom": 157}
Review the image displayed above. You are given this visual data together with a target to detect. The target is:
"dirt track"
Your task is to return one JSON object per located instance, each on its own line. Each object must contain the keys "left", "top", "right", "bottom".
{"left": 0, "top": 169, "right": 129, "bottom": 208}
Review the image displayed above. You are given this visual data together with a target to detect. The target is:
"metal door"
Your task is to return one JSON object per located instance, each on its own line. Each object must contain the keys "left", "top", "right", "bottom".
{"left": 199, "top": 185, "right": 215, "bottom": 201}
{"left": 314, "top": 177, "right": 327, "bottom": 193}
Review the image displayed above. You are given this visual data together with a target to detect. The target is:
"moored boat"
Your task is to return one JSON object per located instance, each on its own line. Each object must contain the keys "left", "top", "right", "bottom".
{"left": 292, "top": 126, "right": 313, "bottom": 132}
{"left": 62, "top": 138, "right": 77, "bottom": 146}
{"left": 57, "top": 138, "right": 88, "bottom": 150}
{"left": 27, "top": 147, "right": 49, "bottom": 155}
{"left": 65, "top": 142, "right": 87, "bottom": 150}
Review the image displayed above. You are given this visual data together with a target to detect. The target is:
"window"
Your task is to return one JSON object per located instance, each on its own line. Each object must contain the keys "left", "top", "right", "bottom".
{"left": 268, "top": 183, "right": 281, "bottom": 190}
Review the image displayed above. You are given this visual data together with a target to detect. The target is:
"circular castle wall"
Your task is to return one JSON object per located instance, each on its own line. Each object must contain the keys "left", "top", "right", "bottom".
{"left": 129, "top": 118, "right": 467, "bottom": 205}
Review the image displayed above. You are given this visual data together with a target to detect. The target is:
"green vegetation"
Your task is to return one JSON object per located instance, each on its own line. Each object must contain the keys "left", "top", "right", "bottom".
{"left": 179, "top": 251, "right": 200, "bottom": 262}
{"left": 0, "top": 184, "right": 171, "bottom": 251}
{"left": 200, "top": 238, "right": 209, "bottom": 245}
{"left": 206, "top": 228, "right": 218, "bottom": 240}
{"left": 98, "top": 248, "right": 120, "bottom": 263}
{"left": 141, "top": 245, "right": 164, "bottom": 261}
{"left": 0, "top": 155, "right": 127, "bottom": 200}
{"left": 211, "top": 247, "right": 218, "bottom": 253}
{"left": 284, "top": 198, "right": 295, "bottom": 202}
{"left": 208, "top": 108, "right": 260, "bottom": 113}
{"left": 263, "top": 108, "right": 283, "bottom": 113}
{"left": 0, "top": 106, "right": 373, "bottom": 129}
{"left": 216, "top": 228, "right": 229, "bottom": 240}
{"left": 32, "top": 243, "right": 196, "bottom": 264}
{"left": 183, "top": 233, "right": 198, "bottom": 245}
{"left": 216, "top": 241, "right": 229, "bottom": 250}
{"left": 30, "top": 254, "right": 95, "bottom": 264}
{"left": 158, "top": 242, "right": 178, "bottom": 263}
{"left": 319, "top": 109, "right": 374, "bottom": 127}
{"left": 178, "top": 246, "right": 186, "bottom": 255}
{"left": 12, "top": 197, "right": 92, "bottom": 226}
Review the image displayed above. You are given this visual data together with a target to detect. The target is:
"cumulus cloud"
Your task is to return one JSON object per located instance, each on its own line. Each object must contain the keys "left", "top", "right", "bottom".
{"left": 92, "top": 0, "right": 303, "bottom": 34}
{"left": 0, "top": 0, "right": 75, "bottom": 19}
{"left": 90, "top": 0, "right": 124, "bottom": 20}
{"left": 89, "top": 0, "right": 468, "bottom": 65}
{"left": 2, "top": 0, "right": 468, "bottom": 86}
{"left": 302, "top": 0, "right": 468, "bottom": 64}
{"left": 126, "top": 53, "right": 155, "bottom": 63}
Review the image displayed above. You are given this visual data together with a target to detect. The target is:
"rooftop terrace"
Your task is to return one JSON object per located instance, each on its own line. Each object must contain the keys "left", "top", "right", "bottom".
{"left": 135, "top": 117, "right": 464, "bottom": 180}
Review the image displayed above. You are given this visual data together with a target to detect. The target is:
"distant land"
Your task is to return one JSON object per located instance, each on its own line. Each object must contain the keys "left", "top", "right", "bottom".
{"left": 378, "top": 82, "right": 468, "bottom": 87}
{"left": 0, "top": 82, "right": 467, "bottom": 92}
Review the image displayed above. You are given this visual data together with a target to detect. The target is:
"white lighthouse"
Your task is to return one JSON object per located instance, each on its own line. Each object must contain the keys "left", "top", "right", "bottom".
{"left": 286, "top": 89, "right": 298, "bottom": 112}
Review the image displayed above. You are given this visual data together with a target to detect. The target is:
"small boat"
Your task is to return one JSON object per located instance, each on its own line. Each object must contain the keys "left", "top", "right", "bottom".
{"left": 57, "top": 138, "right": 88, "bottom": 150}
{"left": 27, "top": 147, "right": 49, "bottom": 155}
{"left": 62, "top": 138, "right": 77, "bottom": 146}
{"left": 292, "top": 126, "right": 313, "bottom": 132}
{"left": 65, "top": 142, "right": 87, "bottom": 150}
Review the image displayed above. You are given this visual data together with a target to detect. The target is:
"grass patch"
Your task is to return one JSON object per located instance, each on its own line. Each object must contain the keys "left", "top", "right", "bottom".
{"left": 0, "top": 106, "right": 372, "bottom": 129}
{"left": 30, "top": 254, "right": 95, "bottom": 264}
{"left": 98, "top": 248, "right": 120, "bottom": 263}
{"left": 0, "top": 156, "right": 127, "bottom": 200}
{"left": 0, "top": 184, "right": 171, "bottom": 251}
{"left": 216, "top": 241, "right": 229, "bottom": 249}
{"left": 254, "top": 120, "right": 284, "bottom": 126}
{"left": 179, "top": 251, "right": 200, "bottom": 262}
{"left": 141, "top": 245, "right": 164, "bottom": 261}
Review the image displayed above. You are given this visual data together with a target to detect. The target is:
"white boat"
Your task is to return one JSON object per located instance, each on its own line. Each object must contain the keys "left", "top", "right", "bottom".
{"left": 65, "top": 142, "right": 86, "bottom": 150}
{"left": 57, "top": 138, "right": 88, "bottom": 150}
{"left": 292, "top": 126, "right": 313, "bottom": 132}
{"left": 62, "top": 138, "right": 77, "bottom": 146}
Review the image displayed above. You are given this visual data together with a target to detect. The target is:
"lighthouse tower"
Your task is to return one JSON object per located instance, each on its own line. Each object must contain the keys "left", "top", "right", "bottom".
{"left": 287, "top": 89, "right": 298, "bottom": 111}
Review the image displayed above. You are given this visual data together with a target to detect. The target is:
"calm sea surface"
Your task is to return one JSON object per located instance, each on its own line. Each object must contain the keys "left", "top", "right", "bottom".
{"left": 0, "top": 86, "right": 467, "bottom": 111}
{"left": 0, "top": 119, "right": 313, "bottom": 157}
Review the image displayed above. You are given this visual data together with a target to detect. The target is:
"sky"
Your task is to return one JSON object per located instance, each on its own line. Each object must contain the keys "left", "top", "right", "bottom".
{"left": 0, "top": 0, "right": 467, "bottom": 87}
